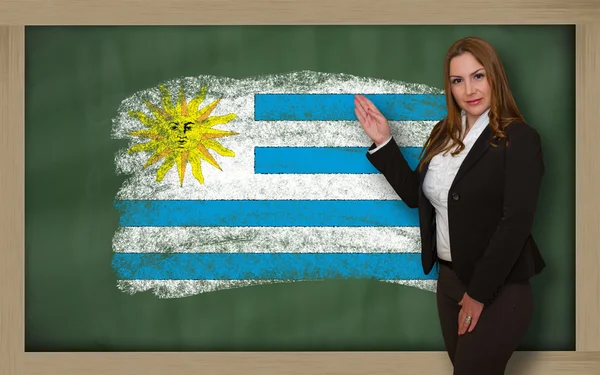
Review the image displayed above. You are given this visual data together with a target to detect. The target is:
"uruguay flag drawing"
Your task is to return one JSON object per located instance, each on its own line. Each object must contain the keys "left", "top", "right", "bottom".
{"left": 111, "top": 71, "right": 446, "bottom": 298}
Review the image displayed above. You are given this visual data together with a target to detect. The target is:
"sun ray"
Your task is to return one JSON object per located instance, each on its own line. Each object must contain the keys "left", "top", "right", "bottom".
{"left": 156, "top": 154, "right": 176, "bottom": 182}
{"left": 158, "top": 85, "right": 177, "bottom": 117}
{"left": 128, "top": 110, "right": 158, "bottom": 128}
{"left": 204, "top": 140, "right": 235, "bottom": 157}
{"left": 176, "top": 85, "right": 189, "bottom": 117}
{"left": 199, "top": 132, "right": 238, "bottom": 141}
{"left": 143, "top": 99, "right": 171, "bottom": 121}
{"left": 176, "top": 151, "right": 189, "bottom": 186}
{"left": 128, "top": 141, "right": 158, "bottom": 154}
{"left": 196, "top": 143, "right": 222, "bottom": 171}
{"left": 144, "top": 146, "right": 171, "bottom": 168}
{"left": 187, "top": 86, "right": 207, "bottom": 118}
{"left": 199, "top": 113, "right": 238, "bottom": 128}
{"left": 195, "top": 98, "right": 221, "bottom": 123}
{"left": 189, "top": 153, "right": 205, "bottom": 184}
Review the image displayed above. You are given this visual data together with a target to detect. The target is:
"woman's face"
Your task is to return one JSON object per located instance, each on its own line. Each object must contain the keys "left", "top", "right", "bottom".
{"left": 449, "top": 52, "right": 492, "bottom": 125}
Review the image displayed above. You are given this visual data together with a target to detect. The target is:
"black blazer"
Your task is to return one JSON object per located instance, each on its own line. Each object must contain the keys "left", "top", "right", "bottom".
{"left": 366, "top": 120, "right": 546, "bottom": 305}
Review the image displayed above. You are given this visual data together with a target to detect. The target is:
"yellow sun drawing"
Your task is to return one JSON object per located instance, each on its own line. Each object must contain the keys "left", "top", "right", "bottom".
{"left": 127, "top": 84, "right": 238, "bottom": 185}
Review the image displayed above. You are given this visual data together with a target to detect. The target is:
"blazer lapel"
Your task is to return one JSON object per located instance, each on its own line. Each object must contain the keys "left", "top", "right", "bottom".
{"left": 450, "top": 125, "right": 493, "bottom": 190}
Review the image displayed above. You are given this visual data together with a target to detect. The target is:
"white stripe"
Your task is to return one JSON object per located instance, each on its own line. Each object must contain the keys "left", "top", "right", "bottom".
{"left": 112, "top": 226, "right": 422, "bottom": 253}
{"left": 115, "top": 171, "right": 405, "bottom": 200}
{"left": 116, "top": 279, "right": 437, "bottom": 299}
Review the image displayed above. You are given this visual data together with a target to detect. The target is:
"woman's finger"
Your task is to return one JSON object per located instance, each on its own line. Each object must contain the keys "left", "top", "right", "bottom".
{"left": 355, "top": 95, "right": 370, "bottom": 114}
{"left": 354, "top": 103, "right": 372, "bottom": 128}
{"left": 459, "top": 309, "right": 472, "bottom": 335}
{"left": 355, "top": 100, "right": 371, "bottom": 122}
{"left": 355, "top": 107, "right": 378, "bottom": 139}
{"left": 467, "top": 312, "right": 481, "bottom": 333}
{"left": 354, "top": 98, "right": 364, "bottom": 116}
{"left": 361, "top": 95, "right": 385, "bottom": 117}
{"left": 355, "top": 107, "right": 367, "bottom": 127}
{"left": 358, "top": 96, "right": 381, "bottom": 118}
{"left": 462, "top": 318, "right": 472, "bottom": 335}
{"left": 363, "top": 97, "right": 381, "bottom": 113}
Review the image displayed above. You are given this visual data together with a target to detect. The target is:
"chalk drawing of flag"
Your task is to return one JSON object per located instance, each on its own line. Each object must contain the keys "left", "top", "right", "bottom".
{"left": 111, "top": 71, "right": 446, "bottom": 298}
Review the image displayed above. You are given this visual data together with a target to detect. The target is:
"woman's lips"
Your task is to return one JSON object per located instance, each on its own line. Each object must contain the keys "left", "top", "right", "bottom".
{"left": 466, "top": 98, "right": 482, "bottom": 105}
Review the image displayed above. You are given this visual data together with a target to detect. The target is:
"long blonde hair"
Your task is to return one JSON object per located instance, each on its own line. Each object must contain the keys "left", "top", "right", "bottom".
{"left": 417, "top": 36, "right": 525, "bottom": 171}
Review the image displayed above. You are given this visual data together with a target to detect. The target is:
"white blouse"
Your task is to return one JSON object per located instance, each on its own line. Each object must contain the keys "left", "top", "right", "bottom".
{"left": 369, "top": 108, "right": 490, "bottom": 262}
{"left": 422, "top": 109, "right": 490, "bottom": 261}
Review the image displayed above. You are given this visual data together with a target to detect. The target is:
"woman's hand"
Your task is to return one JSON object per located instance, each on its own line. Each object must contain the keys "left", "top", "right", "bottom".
{"left": 458, "top": 292, "right": 484, "bottom": 335}
{"left": 354, "top": 94, "right": 391, "bottom": 146}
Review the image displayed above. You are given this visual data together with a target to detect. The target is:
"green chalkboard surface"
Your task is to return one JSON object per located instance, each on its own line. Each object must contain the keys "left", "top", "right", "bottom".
{"left": 25, "top": 25, "right": 575, "bottom": 351}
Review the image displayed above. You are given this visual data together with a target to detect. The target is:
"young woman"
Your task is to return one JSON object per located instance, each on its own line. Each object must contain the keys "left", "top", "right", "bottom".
{"left": 355, "top": 36, "right": 546, "bottom": 374}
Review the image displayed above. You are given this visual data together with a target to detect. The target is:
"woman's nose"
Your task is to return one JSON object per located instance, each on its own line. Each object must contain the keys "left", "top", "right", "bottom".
{"left": 465, "top": 81, "right": 476, "bottom": 95}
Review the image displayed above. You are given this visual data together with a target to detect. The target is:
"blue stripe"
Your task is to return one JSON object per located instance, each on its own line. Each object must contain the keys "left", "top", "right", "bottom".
{"left": 111, "top": 253, "right": 437, "bottom": 280}
{"left": 255, "top": 147, "right": 422, "bottom": 174}
{"left": 254, "top": 94, "right": 447, "bottom": 121}
{"left": 114, "top": 200, "right": 419, "bottom": 227}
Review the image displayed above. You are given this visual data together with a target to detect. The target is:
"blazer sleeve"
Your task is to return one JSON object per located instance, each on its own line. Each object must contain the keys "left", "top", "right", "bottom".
{"left": 467, "top": 122, "right": 545, "bottom": 305}
{"left": 365, "top": 136, "right": 420, "bottom": 208}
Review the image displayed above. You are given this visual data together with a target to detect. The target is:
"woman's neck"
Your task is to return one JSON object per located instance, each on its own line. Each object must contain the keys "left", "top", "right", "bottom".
{"left": 463, "top": 107, "right": 490, "bottom": 139}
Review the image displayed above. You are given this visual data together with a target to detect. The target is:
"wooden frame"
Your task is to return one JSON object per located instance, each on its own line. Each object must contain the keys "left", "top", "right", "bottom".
{"left": 1, "top": 1, "right": 598, "bottom": 374}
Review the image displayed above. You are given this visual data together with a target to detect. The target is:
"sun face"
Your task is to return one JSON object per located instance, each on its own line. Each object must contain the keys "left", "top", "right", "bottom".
{"left": 127, "top": 84, "right": 238, "bottom": 185}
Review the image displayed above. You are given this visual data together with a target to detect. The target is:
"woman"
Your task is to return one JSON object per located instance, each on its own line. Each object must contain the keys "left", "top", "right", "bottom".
{"left": 355, "top": 36, "right": 546, "bottom": 374}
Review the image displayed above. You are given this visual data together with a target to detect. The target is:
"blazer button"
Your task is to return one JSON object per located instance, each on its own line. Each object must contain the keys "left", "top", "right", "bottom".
{"left": 452, "top": 192, "right": 460, "bottom": 201}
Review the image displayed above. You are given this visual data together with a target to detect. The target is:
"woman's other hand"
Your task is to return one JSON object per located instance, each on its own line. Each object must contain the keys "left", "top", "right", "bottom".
{"left": 458, "top": 292, "right": 485, "bottom": 335}
{"left": 354, "top": 94, "right": 392, "bottom": 146}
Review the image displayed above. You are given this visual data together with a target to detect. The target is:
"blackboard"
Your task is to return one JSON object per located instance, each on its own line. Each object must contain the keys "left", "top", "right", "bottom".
{"left": 25, "top": 25, "right": 575, "bottom": 351}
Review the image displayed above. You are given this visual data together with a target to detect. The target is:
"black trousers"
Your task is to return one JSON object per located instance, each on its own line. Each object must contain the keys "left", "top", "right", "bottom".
{"left": 436, "top": 262, "right": 534, "bottom": 375}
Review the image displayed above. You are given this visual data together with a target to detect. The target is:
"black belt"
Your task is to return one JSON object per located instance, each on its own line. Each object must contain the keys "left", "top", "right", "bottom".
{"left": 438, "top": 258, "right": 453, "bottom": 269}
